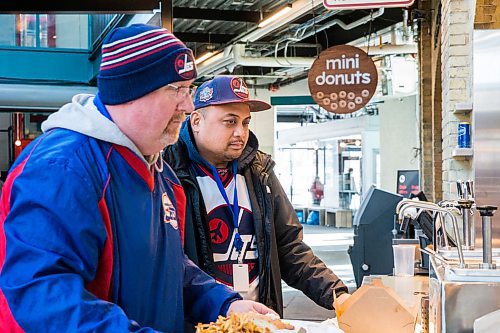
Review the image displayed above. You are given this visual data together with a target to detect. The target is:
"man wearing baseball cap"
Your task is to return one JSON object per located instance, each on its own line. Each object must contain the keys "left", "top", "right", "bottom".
{"left": 164, "top": 75, "right": 350, "bottom": 317}
{"left": 0, "top": 25, "right": 273, "bottom": 332}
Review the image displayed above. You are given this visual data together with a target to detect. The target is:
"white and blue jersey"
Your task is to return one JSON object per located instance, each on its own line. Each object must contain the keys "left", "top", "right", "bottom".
{"left": 193, "top": 163, "right": 259, "bottom": 301}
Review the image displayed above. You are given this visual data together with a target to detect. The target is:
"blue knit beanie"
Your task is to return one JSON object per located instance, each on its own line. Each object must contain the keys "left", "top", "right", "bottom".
{"left": 97, "top": 24, "right": 197, "bottom": 105}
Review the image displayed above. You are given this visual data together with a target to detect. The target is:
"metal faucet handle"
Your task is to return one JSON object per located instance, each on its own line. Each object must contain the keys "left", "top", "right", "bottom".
{"left": 466, "top": 180, "right": 474, "bottom": 200}
{"left": 477, "top": 205, "right": 498, "bottom": 217}
{"left": 456, "top": 181, "right": 463, "bottom": 199}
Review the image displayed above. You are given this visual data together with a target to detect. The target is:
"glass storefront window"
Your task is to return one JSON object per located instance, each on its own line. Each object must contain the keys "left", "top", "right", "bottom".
{"left": 39, "top": 15, "right": 56, "bottom": 48}
{"left": 0, "top": 14, "right": 89, "bottom": 49}
{"left": 17, "top": 14, "right": 37, "bottom": 47}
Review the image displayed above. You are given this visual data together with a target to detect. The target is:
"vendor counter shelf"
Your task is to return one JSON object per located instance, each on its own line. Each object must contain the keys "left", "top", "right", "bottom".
{"left": 452, "top": 147, "right": 473, "bottom": 157}
{"left": 453, "top": 102, "right": 473, "bottom": 114}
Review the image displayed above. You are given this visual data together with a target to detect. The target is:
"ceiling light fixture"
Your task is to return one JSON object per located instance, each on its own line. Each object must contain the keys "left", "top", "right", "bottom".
{"left": 195, "top": 51, "right": 215, "bottom": 65}
{"left": 196, "top": 52, "right": 225, "bottom": 68}
{"left": 258, "top": 3, "right": 292, "bottom": 28}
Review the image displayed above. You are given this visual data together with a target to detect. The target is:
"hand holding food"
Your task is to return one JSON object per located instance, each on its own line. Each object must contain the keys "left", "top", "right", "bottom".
{"left": 196, "top": 312, "right": 295, "bottom": 333}
{"left": 227, "top": 300, "right": 279, "bottom": 316}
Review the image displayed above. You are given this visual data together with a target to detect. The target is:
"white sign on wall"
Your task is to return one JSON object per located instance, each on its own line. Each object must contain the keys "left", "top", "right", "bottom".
{"left": 324, "top": 0, "right": 415, "bottom": 10}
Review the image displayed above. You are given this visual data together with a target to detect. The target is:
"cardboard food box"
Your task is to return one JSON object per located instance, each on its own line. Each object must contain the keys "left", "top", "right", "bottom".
{"left": 337, "top": 279, "right": 415, "bottom": 333}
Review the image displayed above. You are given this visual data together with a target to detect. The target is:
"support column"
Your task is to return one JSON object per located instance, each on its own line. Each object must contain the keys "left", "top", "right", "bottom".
{"left": 160, "top": 0, "right": 173, "bottom": 31}
{"left": 419, "top": 0, "right": 443, "bottom": 202}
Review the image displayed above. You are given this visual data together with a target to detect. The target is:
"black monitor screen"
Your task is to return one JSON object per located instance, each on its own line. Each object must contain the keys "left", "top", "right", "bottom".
{"left": 353, "top": 185, "right": 403, "bottom": 226}
{"left": 349, "top": 185, "right": 403, "bottom": 286}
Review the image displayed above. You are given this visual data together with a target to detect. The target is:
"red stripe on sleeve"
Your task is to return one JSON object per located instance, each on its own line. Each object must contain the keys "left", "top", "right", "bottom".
{"left": 85, "top": 175, "right": 114, "bottom": 301}
{"left": 0, "top": 130, "right": 51, "bottom": 332}
{"left": 171, "top": 183, "right": 186, "bottom": 246}
{"left": 0, "top": 159, "right": 29, "bottom": 332}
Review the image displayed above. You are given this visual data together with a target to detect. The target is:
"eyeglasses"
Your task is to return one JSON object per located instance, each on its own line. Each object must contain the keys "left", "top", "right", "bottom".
{"left": 166, "top": 84, "right": 197, "bottom": 99}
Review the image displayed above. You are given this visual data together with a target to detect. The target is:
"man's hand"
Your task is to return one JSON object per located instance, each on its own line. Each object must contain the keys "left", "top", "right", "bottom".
{"left": 227, "top": 300, "right": 278, "bottom": 317}
{"left": 334, "top": 293, "right": 351, "bottom": 309}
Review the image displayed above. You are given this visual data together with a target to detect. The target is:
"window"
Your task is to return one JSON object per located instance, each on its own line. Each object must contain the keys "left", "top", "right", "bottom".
{"left": 0, "top": 14, "right": 89, "bottom": 49}
{"left": 17, "top": 14, "right": 37, "bottom": 47}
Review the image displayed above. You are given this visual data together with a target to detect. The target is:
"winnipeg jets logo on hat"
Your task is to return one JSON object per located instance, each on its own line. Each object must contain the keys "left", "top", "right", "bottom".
{"left": 198, "top": 86, "right": 214, "bottom": 102}
{"left": 231, "top": 77, "right": 249, "bottom": 99}
{"left": 162, "top": 192, "right": 178, "bottom": 229}
{"left": 175, "top": 52, "right": 195, "bottom": 79}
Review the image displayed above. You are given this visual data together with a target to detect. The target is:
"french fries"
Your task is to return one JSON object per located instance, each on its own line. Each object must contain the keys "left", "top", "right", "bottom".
{"left": 196, "top": 313, "right": 270, "bottom": 333}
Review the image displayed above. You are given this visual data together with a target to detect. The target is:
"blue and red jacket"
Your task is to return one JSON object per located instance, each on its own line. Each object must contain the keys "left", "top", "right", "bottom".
{"left": 0, "top": 94, "right": 240, "bottom": 332}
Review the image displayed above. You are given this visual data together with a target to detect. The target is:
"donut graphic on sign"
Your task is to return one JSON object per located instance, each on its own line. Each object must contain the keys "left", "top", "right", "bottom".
{"left": 230, "top": 77, "right": 249, "bottom": 99}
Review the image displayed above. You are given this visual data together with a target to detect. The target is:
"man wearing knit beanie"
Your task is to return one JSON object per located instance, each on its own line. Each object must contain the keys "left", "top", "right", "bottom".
{"left": 0, "top": 24, "right": 274, "bottom": 333}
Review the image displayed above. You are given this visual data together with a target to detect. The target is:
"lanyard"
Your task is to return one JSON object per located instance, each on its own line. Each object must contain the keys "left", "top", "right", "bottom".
{"left": 210, "top": 160, "right": 243, "bottom": 255}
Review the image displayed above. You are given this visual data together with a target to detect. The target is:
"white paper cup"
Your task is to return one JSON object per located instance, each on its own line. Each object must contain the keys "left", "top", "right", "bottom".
{"left": 393, "top": 245, "right": 415, "bottom": 277}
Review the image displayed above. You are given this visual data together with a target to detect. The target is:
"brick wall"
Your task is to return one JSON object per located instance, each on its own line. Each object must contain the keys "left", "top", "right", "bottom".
{"left": 475, "top": 0, "right": 500, "bottom": 28}
{"left": 440, "top": 0, "right": 474, "bottom": 200}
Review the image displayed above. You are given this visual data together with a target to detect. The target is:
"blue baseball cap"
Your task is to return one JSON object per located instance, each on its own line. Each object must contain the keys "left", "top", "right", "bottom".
{"left": 193, "top": 75, "right": 271, "bottom": 112}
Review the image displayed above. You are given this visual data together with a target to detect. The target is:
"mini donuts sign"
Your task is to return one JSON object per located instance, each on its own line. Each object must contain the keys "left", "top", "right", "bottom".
{"left": 308, "top": 45, "right": 378, "bottom": 114}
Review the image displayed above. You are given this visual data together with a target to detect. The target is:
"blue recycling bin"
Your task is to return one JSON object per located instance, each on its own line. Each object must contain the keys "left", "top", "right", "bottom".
{"left": 306, "top": 210, "right": 319, "bottom": 225}
{"left": 295, "top": 210, "right": 305, "bottom": 224}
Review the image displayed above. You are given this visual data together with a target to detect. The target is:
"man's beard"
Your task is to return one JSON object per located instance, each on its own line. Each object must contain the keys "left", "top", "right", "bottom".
{"left": 163, "top": 113, "right": 186, "bottom": 145}
{"left": 223, "top": 142, "right": 245, "bottom": 161}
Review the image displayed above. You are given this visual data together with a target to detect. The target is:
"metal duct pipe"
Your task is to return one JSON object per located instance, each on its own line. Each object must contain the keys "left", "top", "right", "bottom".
{"left": 197, "top": 44, "right": 315, "bottom": 76}
{"left": 275, "top": 8, "right": 385, "bottom": 57}
{"left": 239, "top": 0, "right": 324, "bottom": 43}
{"left": 331, "top": 8, "right": 385, "bottom": 31}
{"left": 360, "top": 44, "right": 418, "bottom": 55}
{"left": 0, "top": 84, "right": 97, "bottom": 112}
{"left": 232, "top": 44, "right": 314, "bottom": 68}
{"left": 196, "top": 45, "right": 236, "bottom": 76}
{"left": 196, "top": 6, "right": 410, "bottom": 76}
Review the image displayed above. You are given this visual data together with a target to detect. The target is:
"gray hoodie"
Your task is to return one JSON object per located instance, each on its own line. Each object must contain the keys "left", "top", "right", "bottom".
{"left": 42, "top": 94, "right": 150, "bottom": 165}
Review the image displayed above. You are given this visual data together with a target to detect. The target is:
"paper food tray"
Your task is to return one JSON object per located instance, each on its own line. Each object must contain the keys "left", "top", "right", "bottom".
{"left": 283, "top": 318, "right": 345, "bottom": 333}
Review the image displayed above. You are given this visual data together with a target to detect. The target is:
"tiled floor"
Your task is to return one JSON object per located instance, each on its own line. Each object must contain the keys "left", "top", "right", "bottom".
{"left": 282, "top": 224, "right": 355, "bottom": 321}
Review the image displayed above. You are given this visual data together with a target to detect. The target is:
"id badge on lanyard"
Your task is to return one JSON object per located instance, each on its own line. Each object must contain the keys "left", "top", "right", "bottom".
{"left": 233, "top": 263, "right": 250, "bottom": 292}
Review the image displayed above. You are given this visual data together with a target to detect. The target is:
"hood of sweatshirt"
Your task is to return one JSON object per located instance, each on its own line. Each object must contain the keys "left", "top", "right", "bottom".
{"left": 41, "top": 93, "right": 149, "bottom": 164}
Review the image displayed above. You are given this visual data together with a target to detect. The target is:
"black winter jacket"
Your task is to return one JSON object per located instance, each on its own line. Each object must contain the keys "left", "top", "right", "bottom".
{"left": 164, "top": 121, "right": 348, "bottom": 316}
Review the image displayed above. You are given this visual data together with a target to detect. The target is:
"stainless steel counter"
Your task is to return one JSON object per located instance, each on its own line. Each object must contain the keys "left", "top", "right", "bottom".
{"left": 428, "top": 254, "right": 500, "bottom": 333}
